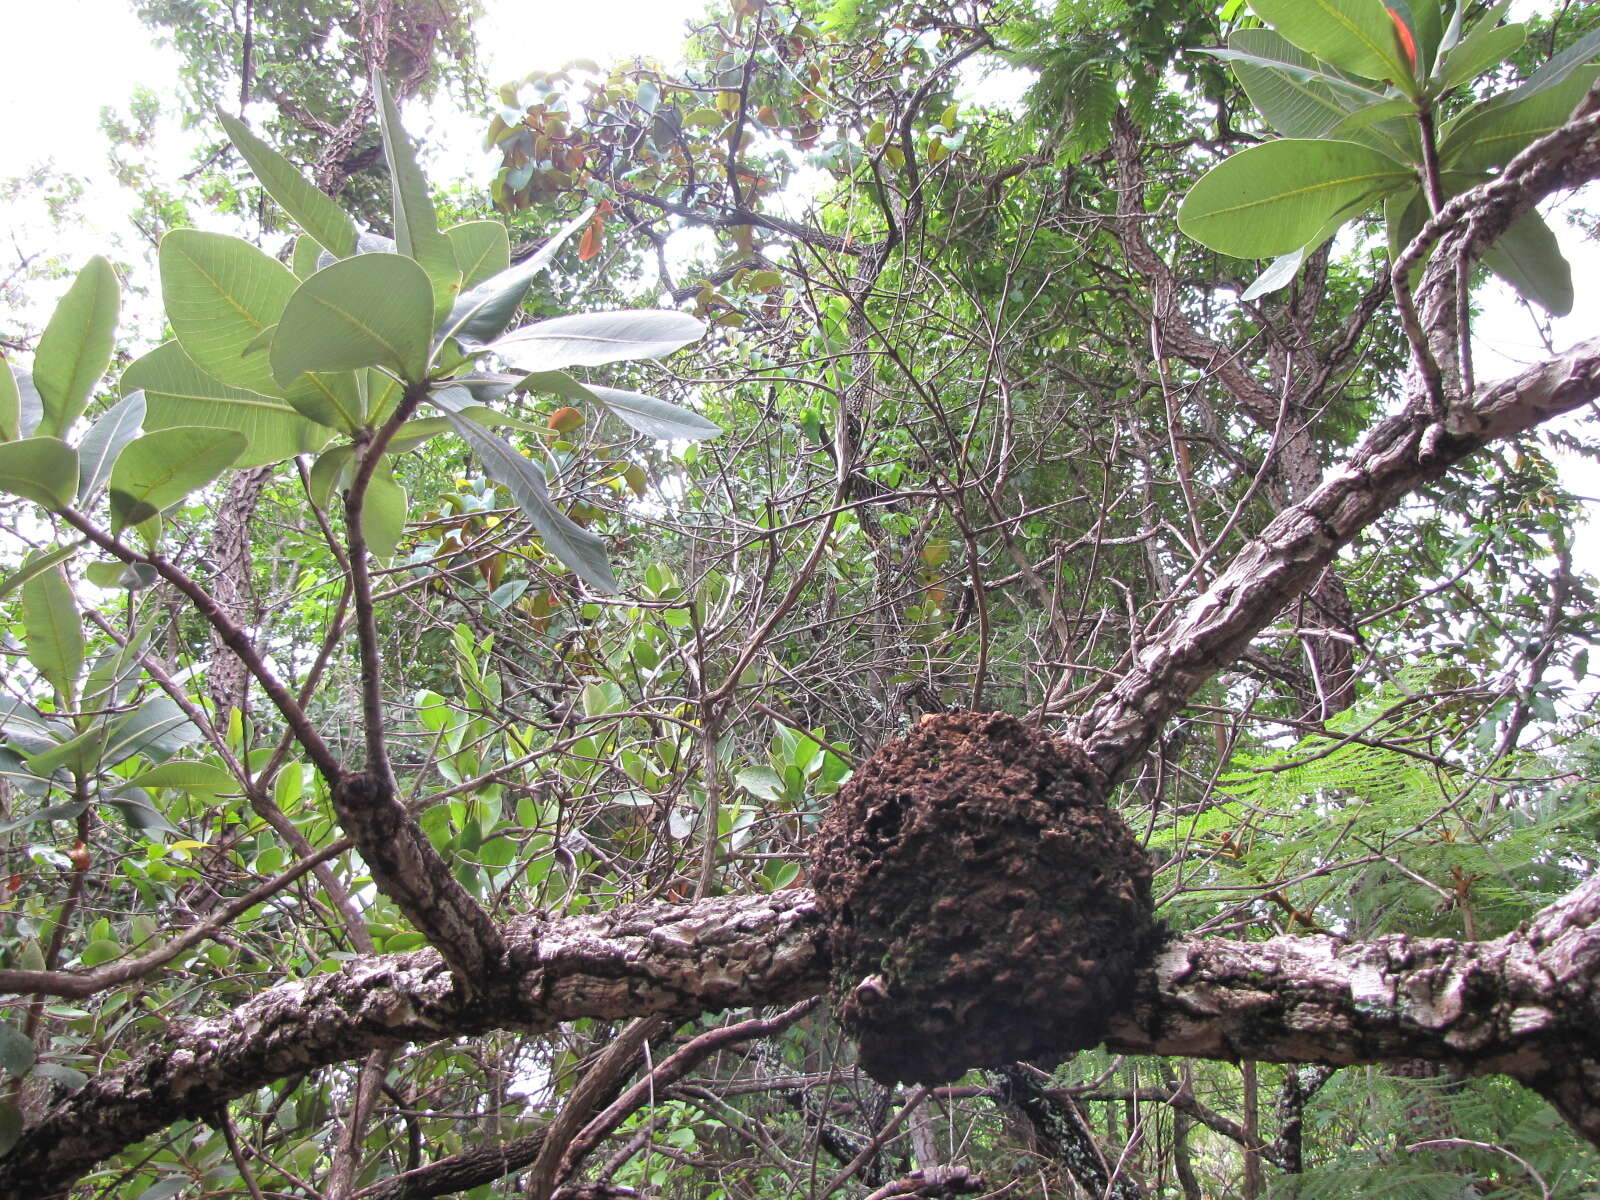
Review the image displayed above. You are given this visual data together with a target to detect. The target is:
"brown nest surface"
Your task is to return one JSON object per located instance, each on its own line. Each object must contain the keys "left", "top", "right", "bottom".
{"left": 809, "top": 711, "right": 1162, "bottom": 1084}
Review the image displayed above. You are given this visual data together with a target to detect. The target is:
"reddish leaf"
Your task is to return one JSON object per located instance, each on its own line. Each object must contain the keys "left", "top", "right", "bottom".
{"left": 548, "top": 406, "right": 585, "bottom": 433}
{"left": 1386, "top": 7, "right": 1418, "bottom": 69}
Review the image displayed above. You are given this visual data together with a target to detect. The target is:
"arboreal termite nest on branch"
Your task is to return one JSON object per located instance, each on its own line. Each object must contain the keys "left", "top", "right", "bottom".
{"left": 809, "top": 711, "right": 1163, "bottom": 1084}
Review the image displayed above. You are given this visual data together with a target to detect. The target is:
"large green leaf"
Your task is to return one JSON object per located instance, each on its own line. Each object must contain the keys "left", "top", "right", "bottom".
{"left": 33, "top": 257, "right": 120, "bottom": 437}
{"left": 0, "top": 359, "right": 18, "bottom": 442}
{"left": 1178, "top": 138, "right": 1411, "bottom": 258}
{"left": 76, "top": 390, "right": 146, "bottom": 503}
{"left": 1482, "top": 208, "right": 1573, "bottom": 316}
{"left": 446, "top": 220, "right": 511, "bottom": 289}
{"left": 1249, "top": 0, "right": 1414, "bottom": 87}
{"left": 0, "top": 1026, "right": 35, "bottom": 1077}
{"left": 108, "top": 426, "right": 248, "bottom": 531}
{"left": 23, "top": 721, "right": 111, "bottom": 777}
{"left": 125, "top": 341, "right": 331, "bottom": 467}
{"left": 361, "top": 467, "right": 408, "bottom": 563}
{"left": 292, "top": 234, "right": 324, "bottom": 280}
{"left": 160, "top": 230, "right": 298, "bottom": 397}
{"left": 1434, "top": 19, "right": 1524, "bottom": 92}
{"left": 1212, "top": 29, "right": 1390, "bottom": 139}
{"left": 0, "top": 437, "right": 78, "bottom": 509}
{"left": 272, "top": 254, "right": 434, "bottom": 387}
{"left": 0, "top": 544, "right": 79, "bottom": 603}
{"left": 286, "top": 370, "right": 366, "bottom": 433}
{"left": 218, "top": 110, "right": 358, "bottom": 257}
{"left": 14, "top": 370, "right": 42, "bottom": 438}
{"left": 22, "top": 563, "right": 83, "bottom": 704}
{"left": 433, "top": 400, "right": 617, "bottom": 593}
{"left": 80, "top": 615, "right": 156, "bottom": 711}
{"left": 125, "top": 759, "right": 237, "bottom": 794}
{"left": 487, "top": 310, "right": 707, "bottom": 370}
{"left": 101, "top": 697, "right": 199, "bottom": 765}
{"left": 1440, "top": 65, "right": 1600, "bottom": 174}
{"left": 583, "top": 385, "right": 722, "bottom": 441}
{"left": 373, "top": 73, "right": 458, "bottom": 321}
{"left": 0, "top": 698, "right": 72, "bottom": 758}
{"left": 438, "top": 206, "right": 592, "bottom": 346}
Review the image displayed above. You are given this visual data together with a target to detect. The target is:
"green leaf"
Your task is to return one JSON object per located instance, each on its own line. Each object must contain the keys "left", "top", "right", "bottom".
{"left": 736, "top": 766, "right": 784, "bottom": 802}
{"left": 15, "top": 369, "right": 42, "bottom": 438}
{"left": 446, "top": 220, "right": 512, "bottom": 289}
{"left": 306, "top": 444, "right": 354, "bottom": 508}
{"left": 361, "top": 467, "right": 408, "bottom": 563}
{"left": 1435, "top": 20, "right": 1525, "bottom": 92}
{"left": 0, "top": 358, "right": 18, "bottom": 442}
{"left": 22, "top": 563, "right": 83, "bottom": 703}
{"left": 80, "top": 617, "right": 155, "bottom": 711}
{"left": 0, "top": 437, "right": 79, "bottom": 509}
{"left": 439, "top": 206, "right": 592, "bottom": 346}
{"left": 373, "top": 73, "right": 458, "bottom": 319}
{"left": 1178, "top": 138, "right": 1411, "bottom": 258}
{"left": 125, "top": 760, "right": 237, "bottom": 794}
{"left": 76, "top": 390, "right": 146, "bottom": 502}
{"left": 1248, "top": 0, "right": 1413, "bottom": 86}
{"left": 1482, "top": 208, "right": 1573, "bottom": 316}
{"left": 29, "top": 700, "right": 198, "bottom": 778}
{"left": 24, "top": 722, "right": 111, "bottom": 777}
{"left": 84, "top": 560, "right": 158, "bottom": 590}
{"left": 0, "top": 544, "right": 79, "bottom": 603}
{"left": 218, "top": 110, "right": 358, "bottom": 257}
{"left": 1211, "top": 30, "right": 1390, "bottom": 138}
{"left": 160, "top": 229, "right": 297, "bottom": 398}
{"left": 0, "top": 1026, "right": 33, "bottom": 1077}
{"left": 359, "top": 367, "right": 409, "bottom": 428}
{"left": 33, "top": 256, "right": 120, "bottom": 437}
{"left": 486, "top": 310, "right": 706, "bottom": 369}
{"left": 292, "top": 234, "right": 323, "bottom": 280}
{"left": 108, "top": 426, "right": 247, "bottom": 531}
{"left": 284, "top": 368, "right": 365, "bottom": 432}
{"left": 272, "top": 254, "right": 434, "bottom": 386}
{"left": 1240, "top": 247, "right": 1309, "bottom": 301}
{"left": 102, "top": 697, "right": 199, "bottom": 765}
{"left": 0, "top": 698, "right": 72, "bottom": 758}
{"left": 434, "top": 405, "right": 617, "bottom": 593}
{"left": 1440, "top": 65, "right": 1600, "bottom": 174}
{"left": 1241, "top": 187, "right": 1389, "bottom": 301}
{"left": 584, "top": 386, "right": 722, "bottom": 441}
{"left": 106, "top": 789, "right": 179, "bottom": 835}
{"left": 124, "top": 341, "right": 331, "bottom": 467}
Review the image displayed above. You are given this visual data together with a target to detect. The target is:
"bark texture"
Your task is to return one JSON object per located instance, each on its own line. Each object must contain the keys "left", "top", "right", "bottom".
{"left": 15, "top": 872, "right": 1600, "bottom": 1194}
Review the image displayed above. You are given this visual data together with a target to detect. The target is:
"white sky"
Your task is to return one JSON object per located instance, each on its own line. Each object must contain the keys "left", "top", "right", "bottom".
{"left": 0, "top": 0, "right": 708, "bottom": 328}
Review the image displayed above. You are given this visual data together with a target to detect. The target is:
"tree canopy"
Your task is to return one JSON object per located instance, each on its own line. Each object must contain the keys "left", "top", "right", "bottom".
{"left": 4, "top": 1, "right": 1600, "bottom": 1197}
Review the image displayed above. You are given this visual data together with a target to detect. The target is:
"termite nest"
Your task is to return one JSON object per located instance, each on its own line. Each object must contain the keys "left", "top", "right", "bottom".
{"left": 809, "top": 711, "right": 1163, "bottom": 1084}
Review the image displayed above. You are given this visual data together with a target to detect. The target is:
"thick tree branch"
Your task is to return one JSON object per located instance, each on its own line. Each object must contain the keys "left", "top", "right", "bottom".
{"left": 1067, "top": 90, "right": 1600, "bottom": 776}
{"left": 1067, "top": 334, "right": 1600, "bottom": 780}
{"left": 17, "top": 873, "right": 1600, "bottom": 1194}
{"left": 330, "top": 771, "right": 506, "bottom": 989}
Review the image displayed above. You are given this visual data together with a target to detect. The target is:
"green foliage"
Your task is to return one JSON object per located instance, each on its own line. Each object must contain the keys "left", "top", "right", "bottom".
{"left": 1179, "top": 0, "right": 1600, "bottom": 309}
